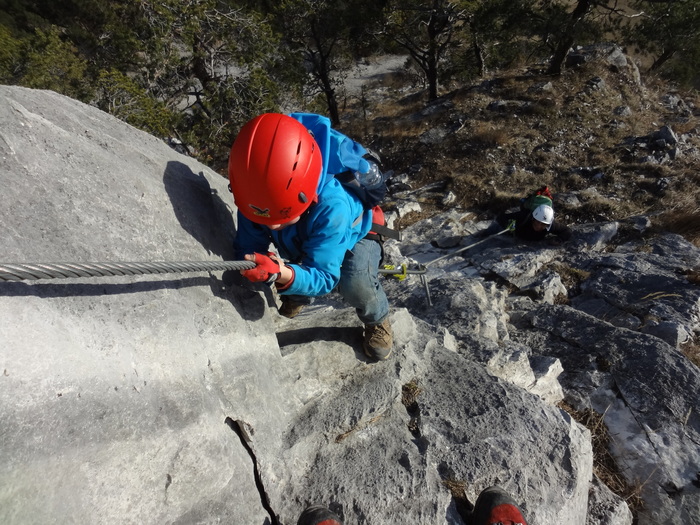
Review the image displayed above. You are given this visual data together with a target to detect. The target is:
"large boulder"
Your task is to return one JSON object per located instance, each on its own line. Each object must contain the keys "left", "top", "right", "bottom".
{"left": 0, "top": 85, "right": 284, "bottom": 524}
{"left": 0, "top": 86, "right": 594, "bottom": 524}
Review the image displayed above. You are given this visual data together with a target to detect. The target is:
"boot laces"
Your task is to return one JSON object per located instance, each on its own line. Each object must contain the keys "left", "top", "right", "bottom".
{"left": 366, "top": 321, "right": 390, "bottom": 343}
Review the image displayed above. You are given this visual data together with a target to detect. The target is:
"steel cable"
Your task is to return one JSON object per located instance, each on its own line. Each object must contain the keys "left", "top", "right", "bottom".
{"left": 423, "top": 228, "right": 510, "bottom": 267}
{"left": 0, "top": 260, "right": 256, "bottom": 282}
{"left": 1, "top": 227, "right": 510, "bottom": 312}
{"left": 0, "top": 259, "right": 432, "bottom": 283}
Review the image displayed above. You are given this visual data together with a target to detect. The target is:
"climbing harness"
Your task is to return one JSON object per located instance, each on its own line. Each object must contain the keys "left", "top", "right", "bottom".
{"left": 0, "top": 260, "right": 255, "bottom": 282}
{"left": 379, "top": 263, "right": 426, "bottom": 280}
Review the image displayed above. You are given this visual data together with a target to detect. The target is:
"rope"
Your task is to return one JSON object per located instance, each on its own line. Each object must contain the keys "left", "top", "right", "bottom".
{"left": 0, "top": 260, "right": 256, "bottom": 282}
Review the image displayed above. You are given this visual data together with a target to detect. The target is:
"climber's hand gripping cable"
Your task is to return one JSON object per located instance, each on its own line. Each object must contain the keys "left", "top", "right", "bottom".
{"left": 241, "top": 252, "right": 281, "bottom": 284}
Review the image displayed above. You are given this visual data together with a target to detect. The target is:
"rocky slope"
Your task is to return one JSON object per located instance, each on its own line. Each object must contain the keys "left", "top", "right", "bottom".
{"left": 0, "top": 50, "right": 698, "bottom": 525}
{"left": 341, "top": 45, "right": 700, "bottom": 236}
{"left": 379, "top": 208, "right": 699, "bottom": 524}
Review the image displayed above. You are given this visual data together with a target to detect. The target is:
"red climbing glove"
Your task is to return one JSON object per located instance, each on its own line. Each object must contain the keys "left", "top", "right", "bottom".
{"left": 241, "top": 252, "right": 281, "bottom": 284}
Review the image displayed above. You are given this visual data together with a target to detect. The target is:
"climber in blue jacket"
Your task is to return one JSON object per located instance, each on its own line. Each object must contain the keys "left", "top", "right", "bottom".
{"left": 228, "top": 112, "right": 392, "bottom": 361}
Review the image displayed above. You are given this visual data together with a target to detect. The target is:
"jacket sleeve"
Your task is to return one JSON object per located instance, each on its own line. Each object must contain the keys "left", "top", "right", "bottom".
{"left": 233, "top": 211, "right": 273, "bottom": 259}
{"left": 549, "top": 221, "right": 573, "bottom": 241}
{"left": 496, "top": 210, "right": 524, "bottom": 229}
{"left": 282, "top": 196, "right": 361, "bottom": 297}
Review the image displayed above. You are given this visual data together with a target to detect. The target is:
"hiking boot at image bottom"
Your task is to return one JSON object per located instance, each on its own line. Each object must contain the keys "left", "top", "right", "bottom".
{"left": 471, "top": 486, "right": 527, "bottom": 525}
{"left": 363, "top": 318, "right": 393, "bottom": 361}
{"left": 297, "top": 505, "right": 343, "bottom": 525}
{"left": 279, "top": 296, "right": 305, "bottom": 319}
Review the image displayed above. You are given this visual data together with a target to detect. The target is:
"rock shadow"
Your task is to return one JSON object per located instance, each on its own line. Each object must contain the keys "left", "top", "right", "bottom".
{"left": 0, "top": 274, "right": 270, "bottom": 323}
{"left": 276, "top": 325, "right": 367, "bottom": 360}
{"left": 209, "top": 275, "right": 274, "bottom": 322}
{"left": 162, "top": 161, "right": 236, "bottom": 260}
{"left": 161, "top": 162, "right": 269, "bottom": 319}
{"left": 0, "top": 276, "right": 213, "bottom": 298}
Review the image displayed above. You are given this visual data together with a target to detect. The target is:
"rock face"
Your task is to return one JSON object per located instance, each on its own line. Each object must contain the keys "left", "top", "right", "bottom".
{"left": 384, "top": 206, "right": 700, "bottom": 525}
{"left": 0, "top": 86, "right": 698, "bottom": 525}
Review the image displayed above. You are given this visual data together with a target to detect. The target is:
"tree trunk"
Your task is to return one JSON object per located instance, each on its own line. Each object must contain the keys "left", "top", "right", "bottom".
{"left": 649, "top": 48, "right": 677, "bottom": 73}
{"left": 309, "top": 23, "right": 340, "bottom": 125}
{"left": 316, "top": 55, "right": 340, "bottom": 125}
{"left": 426, "top": 3, "right": 441, "bottom": 101}
{"left": 471, "top": 22, "right": 486, "bottom": 77}
{"left": 325, "top": 88, "right": 340, "bottom": 126}
{"left": 547, "top": 0, "right": 593, "bottom": 75}
{"left": 548, "top": 36, "right": 575, "bottom": 75}
{"left": 427, "top": 54, "right": 439, "bottom": 100}
{"left": 191, "top": 36, "right": 214, "bottom": 88}
{"left": 317, "top": 71, "right": 339, "bottom": 125}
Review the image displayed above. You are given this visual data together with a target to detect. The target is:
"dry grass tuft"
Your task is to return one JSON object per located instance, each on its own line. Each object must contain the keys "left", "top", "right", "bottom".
{"left": 442, "top": 477, "right": 468, "bottom": 497}
{"left": 401, "top": 380, "right": 423, "bottom": 437}
{"left": 334, "top": 413, "right": 386, "bottom": 443}
{"left": 470, "top": 123, "right": 512, "bottom": 148}
{"left": 551, "top": 263, "right": 591, "bottom": 299}
{"left": 523, "top": 97, "right": 558, "bottom": 117}
{"left": 401, "top": 379, "right": 423, "bottom": 407}
{"left": 680, "top": 338, "right": 700, "bottom": 369}
{"left": 487, "top": 189, "right": 521, "bottom": 212}
{"left": 577, "top": 196, "right": 628, "bottom": 221}
{"left": 442, "top": 478, "right": 474, "bottom": 521}
{"left": 685, "top": 269, "right": 700, "bottom": 285}
{"left": 653, "top": 210, "right": 700, "bottom": 247}
{"left": 558, "top": 401, "right": 644, "bottom": 517}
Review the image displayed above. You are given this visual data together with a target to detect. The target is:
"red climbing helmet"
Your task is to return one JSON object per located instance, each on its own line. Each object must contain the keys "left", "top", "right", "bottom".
{"left": 228, "top": 113, "right": 322, "bottom": 225}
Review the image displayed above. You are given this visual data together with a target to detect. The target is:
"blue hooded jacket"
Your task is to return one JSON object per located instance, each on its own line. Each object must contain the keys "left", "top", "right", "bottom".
{"left": 233, "top": 113, "right": 374, "bottom": 297}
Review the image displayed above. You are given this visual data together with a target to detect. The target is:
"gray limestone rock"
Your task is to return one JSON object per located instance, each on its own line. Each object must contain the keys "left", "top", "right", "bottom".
{"left": 571, "top": 222, "right": 619, "bottom": 251}
{"left": 569, "top": 240, "right": 700, "bottom": 345}
{"left": 2, "top": 85, "right": 699, "bottom": 525}
{"left": 0, "top": 86, "right": 285, "bottom": 524}
{"left": 529, "top": 355, "right": 565, "bottom": 404}
{"left": 520, "top": 270, "right": 567, "bottom": 304}
{"left": 586, "top": 475, "right": 633, "bottom": 525}
{"left": 522, "top": 305, "right": 700, "bottom": 525}
{"left": 0, "top": 86, "right": 596, "bottom": 525}
{"left": 386, "top": 208, "right": 700, "bottom": 525}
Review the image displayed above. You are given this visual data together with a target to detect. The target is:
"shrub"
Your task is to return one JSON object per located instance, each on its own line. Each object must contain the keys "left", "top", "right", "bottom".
{"left": 95, "top": 69, "right": 175, "bottom": 139}
{"left": 18, "top": 26, "right": 92, "bottom": 101}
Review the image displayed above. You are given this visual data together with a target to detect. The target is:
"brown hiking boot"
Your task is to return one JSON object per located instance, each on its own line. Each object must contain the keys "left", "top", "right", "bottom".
{"left": 363, "top": 318, "right": 393, "bottom": 361}
{"left": 279, "top": 297, "right": 305, "bottom": 319}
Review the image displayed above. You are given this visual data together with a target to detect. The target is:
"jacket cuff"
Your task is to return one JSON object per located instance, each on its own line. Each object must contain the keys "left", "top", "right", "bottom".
{"left": 275, "top": 265, "right": 295, "bottom": 291}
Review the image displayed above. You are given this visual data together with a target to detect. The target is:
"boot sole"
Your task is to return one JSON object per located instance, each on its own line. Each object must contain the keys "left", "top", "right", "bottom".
{"left": 363, "top": 345, "right": 393, "bottom": 361}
